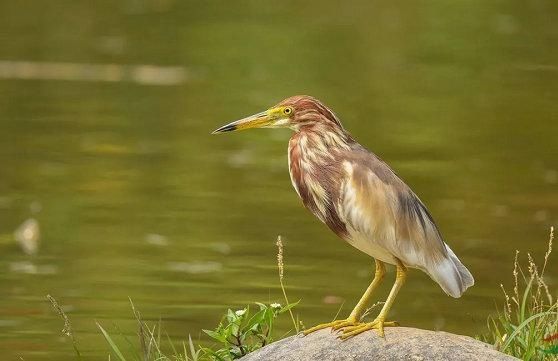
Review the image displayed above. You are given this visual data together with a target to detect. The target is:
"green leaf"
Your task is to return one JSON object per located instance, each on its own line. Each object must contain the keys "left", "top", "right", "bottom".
{"left": 188, "top": 334, "right": 198, "bottom": 361}
{"left": 519, "top": 277, "right": 533, "bottom": 324}
{"left": 245, "top": 309, "right": 266, "bottom": 331}
{"left": 203, "top": 329, "right": 227, "bottom": 343}
{"left": 200, "top": 347, "right": 229, "bottom": 361}
{"left": 279, "top": 300, "right": 300, "bottom": 314}
{"left": 223, "top": 323, "right": 235, "bottom": 341}
{"left": 255, "top": 302, "right": 267, "bottom": 310}
{"left": 97, "top": 322, "right": 127, "bottom": 361}
{"left": 541, "top": 344, "right": 558, "bottom": 355}
{"left": 502, "top": 311, "right": 553, "bottom": 351}
{"left": 226, "top": 309, "right": 236, "bottom": 323}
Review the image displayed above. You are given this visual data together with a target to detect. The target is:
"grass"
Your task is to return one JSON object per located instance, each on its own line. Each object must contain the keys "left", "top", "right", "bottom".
{"left": 276, "top": 236, "right": 303, "bottom": 333}
{"left": 93, "top": 300, "right": 299, "bottom": 361}
{"left": 482, "top": 226, "right": 558, "bottom": 360}
{"left": 95, "top": 300, "right": 202, "bottom": 361}
{"left": 46, "top": 294, "right": 82, "bottom": 360}
{"left": 46, "top": 229, "right": 558, "bottom": 360}
{"left": 47, "top": 235, "right": 301, "bottom": 361}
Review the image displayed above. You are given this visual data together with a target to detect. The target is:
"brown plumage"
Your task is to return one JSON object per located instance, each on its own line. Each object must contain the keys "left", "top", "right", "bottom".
{"left": 213, "top": 95, "right": 474, "bottom": 338}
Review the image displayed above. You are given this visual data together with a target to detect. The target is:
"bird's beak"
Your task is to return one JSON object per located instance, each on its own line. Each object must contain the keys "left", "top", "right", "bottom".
{"left": 212, "top": 111, "right": 272, "bottom": 134}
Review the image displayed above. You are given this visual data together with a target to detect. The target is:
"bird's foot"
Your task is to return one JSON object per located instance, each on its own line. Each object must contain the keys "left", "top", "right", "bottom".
{"left": 303, "top": 317, "right": 362, "bottom": 335}
{"left": 338, "top": 317, "right": 398, "bottom": 339}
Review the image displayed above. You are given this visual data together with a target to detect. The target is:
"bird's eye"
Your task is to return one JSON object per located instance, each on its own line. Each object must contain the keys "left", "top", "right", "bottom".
{"left": 283, "top": 107, "right": 293, "bottom": 115}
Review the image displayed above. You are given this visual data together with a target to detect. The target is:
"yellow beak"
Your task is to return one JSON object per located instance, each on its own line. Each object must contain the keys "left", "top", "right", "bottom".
{"left": 212, "top": 111, "right": 271, "bottom": 134}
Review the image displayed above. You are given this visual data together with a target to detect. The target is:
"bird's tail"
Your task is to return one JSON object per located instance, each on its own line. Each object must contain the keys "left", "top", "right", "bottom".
{"left": 427, "top": 245, "right": 474, "bottom": 298}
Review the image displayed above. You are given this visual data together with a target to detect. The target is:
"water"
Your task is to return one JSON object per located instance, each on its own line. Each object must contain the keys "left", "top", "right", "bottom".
{"left": 0, "top": 1, "right": 557, "bottom": 359}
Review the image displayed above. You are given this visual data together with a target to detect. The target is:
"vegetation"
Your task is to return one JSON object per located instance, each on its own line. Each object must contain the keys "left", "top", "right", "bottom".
{"left": 483, "top": 227, "right": 558, "bottom": 360}
{"left": 200, "top": 302, "right": 298, "bottom": 360}
{"left": 46, "top": 294, "right": 82, "bottom": 360}
{"left": 92, "top": 299, "right": 299, "bottom": 361}
{"left": 46, "top": 230, "right": 558, "bottom": 360}
{"left": 47, "top": 236, "right": 302, "bottom": 361}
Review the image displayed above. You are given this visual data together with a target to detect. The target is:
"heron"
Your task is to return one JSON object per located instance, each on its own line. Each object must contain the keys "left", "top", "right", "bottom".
{"left": 212, "top": 95, "right": 474, "bottom": 339}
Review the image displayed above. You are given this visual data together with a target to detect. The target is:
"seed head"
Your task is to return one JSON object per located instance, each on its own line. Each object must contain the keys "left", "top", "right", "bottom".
{"left": 276, "top": 236, "right": 284, "bottom": 281}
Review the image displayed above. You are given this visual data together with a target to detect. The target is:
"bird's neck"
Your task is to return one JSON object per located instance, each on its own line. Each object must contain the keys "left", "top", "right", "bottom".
{"left": 287, "top": 125, "right": 352, "bottom": 198}
{"left": 289, "top": 125, "right": 352, "bottom": 163}
{"left": 287, "top": 125, "right": 351, "bottom": 236}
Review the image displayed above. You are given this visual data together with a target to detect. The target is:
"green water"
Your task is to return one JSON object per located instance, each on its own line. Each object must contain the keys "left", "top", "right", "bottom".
{"left": 1, "top": 1, "right": 557, "bottom": 359}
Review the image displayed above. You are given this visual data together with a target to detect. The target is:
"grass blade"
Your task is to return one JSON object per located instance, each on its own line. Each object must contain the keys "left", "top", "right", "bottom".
{"left": 97, "top": 322, "right": 127, "bottom": 361}
{"left": 502, "top": 310, "right": 553, "bottom": 351}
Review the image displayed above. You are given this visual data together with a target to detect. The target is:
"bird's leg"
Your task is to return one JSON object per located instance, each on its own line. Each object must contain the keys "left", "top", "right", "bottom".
{"left": 331, "top": 260, "right": 386, "bottom": 330}
{"left": 340, "top": 259, "right": 407, "bottom": 339}
{"left": 303, "top": 260, "right": 385, "bottom": 335}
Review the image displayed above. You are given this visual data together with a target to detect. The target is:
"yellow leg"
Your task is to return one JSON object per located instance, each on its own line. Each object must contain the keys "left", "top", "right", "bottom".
{"left": 303, "top": 260, "right": 385, "bottom": 335}
{"left": 340, "top": 259, "right": 407, "bottom": 339}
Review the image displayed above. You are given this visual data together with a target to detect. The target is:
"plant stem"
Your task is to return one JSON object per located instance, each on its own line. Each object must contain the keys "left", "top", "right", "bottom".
{"left": 280, "top": 279, "right": 298, "bottom": 333}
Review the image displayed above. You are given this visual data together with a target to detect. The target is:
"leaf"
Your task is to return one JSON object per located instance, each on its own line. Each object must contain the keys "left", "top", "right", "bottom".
{"left": 227, "top": 309, "right": 236, "bottom": 324}
{"left": 502, "top": 311, "right": 553, "bottom": 351}
{"left": 203, "top": 329, "right": 227, "bottom": 343}
{"left": 267, "top": 307, "right": 278, "bottom": 323}
{"left": 200, "top": 347, "right": 229, "bottom": 361}
{"left": 541, "top": 344, "right": 558, "bottom": 355}
{"left": 245, "top": 309, "right": 266, "bottom": 332}
{"left": 97, "top": 322, "right": 127, "bottom": 361}
{"left": 188, "top": 334, "right": 198, "bottom": 361}
{"left": 214, "top": 348, "right": 232, "bottom": 361}
{"left": 223, "top": 323, "right": 235, "bottom": 341}
{"left": 519, "top": 277, "right": 533, "bottom": 324}
{"left": 279, "top": 300, "right": 300, "bottom": 314}
{"left": 166, "top": 331, "right": 178, "bottom": 356}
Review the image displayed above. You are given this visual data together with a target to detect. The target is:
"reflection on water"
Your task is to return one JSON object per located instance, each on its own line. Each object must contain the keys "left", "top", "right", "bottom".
{"left": 0, "top": 1, "right": 557, "bottom": 360}
{"left": 9, "top": 261, "right": 58, "bottom": 276}
{"left": 14, "top": 218, "right": 40, "bottom": 255}
{"left": 0, "top": 61, "right": 188, "bottom": 85}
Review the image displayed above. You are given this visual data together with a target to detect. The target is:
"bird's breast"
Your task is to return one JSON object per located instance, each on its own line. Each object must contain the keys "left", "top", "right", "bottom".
{"left": 288, "top": 133, "right": 348, "bottom": 237}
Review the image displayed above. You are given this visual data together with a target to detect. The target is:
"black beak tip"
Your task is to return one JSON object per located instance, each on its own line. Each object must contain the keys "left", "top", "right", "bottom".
{"left": 212, "top": 124, "right": 237, "bottom": 134}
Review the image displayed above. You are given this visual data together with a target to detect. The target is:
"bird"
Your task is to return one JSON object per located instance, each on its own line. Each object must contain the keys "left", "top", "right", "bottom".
{"left": 212, "top": 95, "right": 474, "bottom": 339}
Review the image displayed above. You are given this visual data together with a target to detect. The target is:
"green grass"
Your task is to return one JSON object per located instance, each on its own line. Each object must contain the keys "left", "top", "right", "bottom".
{"left": 482, "top": 227, "right": 558, "bottom": 360}
{"left": 46, "top": 230, "right": 558, "bottom": 360}
{"left": 96, "top": 299, "right": 206, "bottom": 361}
{"left": 92, "top": 299, "right": 299, "bottom": 361}
{"left": 48, "top": 235, "right": 302, "bottom": 361}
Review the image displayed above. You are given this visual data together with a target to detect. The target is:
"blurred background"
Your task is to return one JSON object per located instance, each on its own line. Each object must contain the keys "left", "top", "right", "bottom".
{"left": 0, "top": 0, "right": 557, "bottom": 359}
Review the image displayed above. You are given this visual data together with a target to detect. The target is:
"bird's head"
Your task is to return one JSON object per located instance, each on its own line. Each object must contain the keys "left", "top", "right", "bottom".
{"left": 212, "top": 95, "right": 343, "bottom": 134}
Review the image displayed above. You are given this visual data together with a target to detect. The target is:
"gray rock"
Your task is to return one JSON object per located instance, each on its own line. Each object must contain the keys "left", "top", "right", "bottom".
{"left": 241, "top": 327, "right": 518, "bottom": 361}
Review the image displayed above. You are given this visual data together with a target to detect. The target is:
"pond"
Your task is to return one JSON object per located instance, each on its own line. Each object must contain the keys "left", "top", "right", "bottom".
{"left": 0, "top": 1, "right": 557, "bottom": 359}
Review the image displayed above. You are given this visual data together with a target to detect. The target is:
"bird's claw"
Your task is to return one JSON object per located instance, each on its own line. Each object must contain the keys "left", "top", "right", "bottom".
{"left": 304, "top": 317, "right": 398, "bottom": 339}
{"left": 330, "top": 319, "right": 362, "bottom": 331}
{"left": 303, "top": 318, "right": 360, "bottom": 335}
{"left": 338, "top": 318, "right": 398, "bottom": 339}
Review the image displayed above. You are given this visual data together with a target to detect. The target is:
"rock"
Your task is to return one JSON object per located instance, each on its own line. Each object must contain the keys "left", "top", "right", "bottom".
{"left": 241, "top": 327, "right": 518, "bottom": 361}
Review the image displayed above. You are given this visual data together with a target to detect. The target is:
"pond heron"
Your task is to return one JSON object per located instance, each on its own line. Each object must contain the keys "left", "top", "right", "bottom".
{"left": 212, "top": 95, "right": 474, "bottom": 339}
